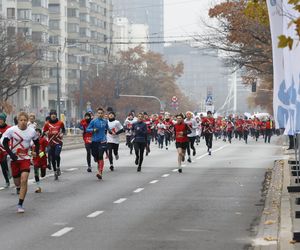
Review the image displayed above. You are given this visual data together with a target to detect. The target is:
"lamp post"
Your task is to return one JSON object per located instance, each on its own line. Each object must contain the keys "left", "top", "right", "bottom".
{"left": 79, "top": 62, "right": 83, "bottom": 119}
{"left": 56, "top": 47, "right": 61, "bottom": 119}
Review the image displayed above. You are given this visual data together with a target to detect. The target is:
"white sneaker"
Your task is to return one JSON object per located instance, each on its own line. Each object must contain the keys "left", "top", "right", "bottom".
{"left": 17, "top": 205, "right": 25, "bottom": 213}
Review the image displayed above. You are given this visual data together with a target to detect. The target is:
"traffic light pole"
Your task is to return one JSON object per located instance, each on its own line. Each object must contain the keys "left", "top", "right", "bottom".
{"left": 119, "top": 94, "right": 164, "bottom": 112}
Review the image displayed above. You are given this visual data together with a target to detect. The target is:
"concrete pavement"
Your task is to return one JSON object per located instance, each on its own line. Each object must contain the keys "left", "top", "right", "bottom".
{"left": 0, "top": 137, "right": 283, "bottom": 250}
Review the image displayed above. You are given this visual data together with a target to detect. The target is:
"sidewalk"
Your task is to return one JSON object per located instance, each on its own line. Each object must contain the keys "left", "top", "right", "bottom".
{"left": 253, "top": 146, "right": 295, "bottom": 250}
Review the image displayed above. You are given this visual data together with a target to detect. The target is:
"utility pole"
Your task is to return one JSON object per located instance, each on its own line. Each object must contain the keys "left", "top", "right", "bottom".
{"left": 119, "top": 94, "right": 165, "bottom": 112}
{"left": 56, "top": 47, "right": 61, "bottom": 119}
{"left": 79, "top": 60, "right": 83, "bottom": 119}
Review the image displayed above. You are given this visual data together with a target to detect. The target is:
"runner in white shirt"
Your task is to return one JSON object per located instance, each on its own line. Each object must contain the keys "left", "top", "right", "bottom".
{"left": 107, "top": 111, "right": 124, "bottom": 171}
{"left": 123, "top": 113, "right": 136, "bottom": 155}
{"left": 27, "top": 113, "right": 37, "bottom": 129}
{"left": 157, "top": 119, "right": 166, "bottom": 149}
{"left": 1, "top": 111, "right": 39, "bottom": 213}
{"left": 184, "top": 111, "right": 198, "bottom": 163}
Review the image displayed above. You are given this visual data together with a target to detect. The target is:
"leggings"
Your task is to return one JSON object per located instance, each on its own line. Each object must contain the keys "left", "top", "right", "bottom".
{"left": 187, "top": 136, "right": 196, "bottom": 156}
{"left": 85, "top": 143, "right": 92, "bottom": 167}
{"left": 107, "top": 143, "right": 119, "bottom": 165}
{"left": 126, "top": 135, "right": 133, "bottom": 153}
{"left": 134, "top": 142, "right": 146, "bottom": 167}
{"left": 49, "top": 144, "right": 63, "bottom": 172}
{"left": 1, "top": 158, "right": 9, "bottom": 183}
{"left": 34, "top": 167, "right": 46, "bottom": 183}
{"left": 204, "top": 133, "right": 213, "bottom": 149}
{"left": 265, "top": 129, "right": 272, "bottom": 143}
{"left": 165, "top": 132, "right": 171, "bottom": 147}
{"left": 158, "top": 134, "right": 164, "bottom": 148}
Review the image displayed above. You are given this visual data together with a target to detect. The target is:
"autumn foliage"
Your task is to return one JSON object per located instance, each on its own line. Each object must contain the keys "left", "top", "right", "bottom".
{"left": 73, "top": 46, "right": 195, "bottom": 118}
{"left": 204, "top": 0, "right": 273, "bottom": 112}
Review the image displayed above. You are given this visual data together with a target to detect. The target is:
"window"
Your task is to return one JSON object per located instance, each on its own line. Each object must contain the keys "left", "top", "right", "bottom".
{"left": 79, "top": 13, "right": 89, "bottom": 22}
{"left": 7, "top": 8, "right": 15, "bottom": 19}
{"left": 50, "top": 68, "right": 60, "bottom": 78}
{"left": 79, "top": 28, "right": 90, "bottom": 37}
{"left": 67, "top": 23, "right": 79, "bottom": 33}
{"left": 49, "top": 20, "right": 60, "bottom": 30}
{"left": 49, "top": 36, "right": 60, "bottom": 45}
{"left": 67, "top": 8, "right": 79, "bottom": 18}
{"left": 32, "top": 14, "right": 48, "bottom": 25}
{"left": 17, "top": 9, "right": 31, "bottom": 20}
{"left": 79, "top": 0, "right": 87, "bottom": 7}
{"left": 68, "top": 55, "right": 77, "bottom": 64}
{"left": 48, "top": 4, "right": 60, "bottom": 14}
{"left": 32, "top": 0, "right": 48, "bottom": 8}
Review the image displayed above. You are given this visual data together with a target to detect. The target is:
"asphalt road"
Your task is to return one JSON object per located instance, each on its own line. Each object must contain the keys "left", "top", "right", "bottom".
{"left": 0, "top": 137, "right": 284, "bottom": 250}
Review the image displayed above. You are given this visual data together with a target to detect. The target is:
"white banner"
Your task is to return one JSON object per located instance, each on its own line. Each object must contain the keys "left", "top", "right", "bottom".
{"left": 267, "top": 0, "right": 285, "bottom": 130}
{"left": 282, "top": 1, "right": 300, "bottom": 134}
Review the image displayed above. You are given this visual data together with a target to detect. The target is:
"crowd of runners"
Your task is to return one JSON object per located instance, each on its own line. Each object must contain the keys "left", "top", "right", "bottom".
{"left": 0, "top": 108, "right": 276, "bottom": 213}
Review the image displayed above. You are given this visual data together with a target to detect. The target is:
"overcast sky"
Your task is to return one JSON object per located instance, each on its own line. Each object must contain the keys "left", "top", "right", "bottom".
{"left": 164, "top": 0, "right": 219, "bottom": 39}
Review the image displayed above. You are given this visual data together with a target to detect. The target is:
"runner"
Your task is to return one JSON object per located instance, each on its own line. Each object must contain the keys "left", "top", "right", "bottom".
{"left": 86, "top": 107, "right": 110, "bottom": 180}
{"left": 164, "top": 113, "right": 174, "bottom": 150}
{"left": 107, "top": 111, "right": 124, "bottom": 171}
{"left": 174, "top": 113, "right": 191, "bottom": 173}
{"left": 124, "top": 113, "right": 135, "bottom": 155}
{"left": 32, "top": 128, "right": 48, "bottom": 193}
{"left": 185, "top": 111, "right": 198, "bottom": 162}
{"left": 132, "top": 113, "right": 147, "bottom": 172}
{"left": 79, "top": 112, "right": 93, "bottom": 172}
{"left": 156, "top": 118, "right": 166, "bottom": 149}
{"left": 1, "top": 111, "right": 39, "bottom": 213}
{"left": 0, "top": 113, "right": 11, "bottom": 188}
{"left": 43, "top": 110, "right": 65, "bottom": 180}
{"left": 265, "top": 117, "right": 273, "bottom": 143}
{"left": 226, "top": 117, "right": 234, "bottom": 144}
{"left": 143, "top": 112, "right": 152, "bottom": 156}
{"left": 28, "top": 113, "right": 37, "bottom": 129}
{"left": 243, "top": 117, "right": 251, "bottom": 144}
{"left": 201, "top": 111, "right": 215, "bottom": 155}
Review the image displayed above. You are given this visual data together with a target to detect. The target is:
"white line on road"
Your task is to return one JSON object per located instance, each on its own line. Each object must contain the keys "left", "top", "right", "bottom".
{"left": 182, "top": 164, "right": 187, "bottom": 167}
{"left": 113, "top": 198, "right": 127, "bottom": 204}
{"left": 65, "top": 168, "right": 78, "bottom": 171}
{"left": 0, "top": 187, "right": 5, "bottom": 191}
{"left": 51, "top": 227, "right": 74, "bottom": 237}
{"left": 133, "top": 188, "right": 144, "bottom": 193}
{"left": 172, "top": 169, "right": 178, "bottom": 172}
{"left": 162, "top": 174, "right": 170, "bottom": 178}
{"left": 149, "top": 180, "right": 159, "bottom": 184}
{"left": 87, "top": 211, "right": 104, "bottom": 218}
{"left": 196, "top": 153, "right": 208, "bottom": 160}
{"left": 196, "top": 145, "right": 229, "bottom": 160}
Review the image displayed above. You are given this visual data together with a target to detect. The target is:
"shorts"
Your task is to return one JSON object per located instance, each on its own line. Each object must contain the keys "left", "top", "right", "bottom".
{"left": 11, "top": 159, "right": 31, "bottom": 178}
{"left": 33, "top": 157, "right": 47, "bottom": 169}
{"left": 175, "top": 142, "right": 189, "bottom": 150}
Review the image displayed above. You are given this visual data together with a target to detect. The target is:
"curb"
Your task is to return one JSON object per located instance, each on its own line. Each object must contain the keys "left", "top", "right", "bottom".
{"left": 279, "top": 159, "right": 294, "bottom": 250}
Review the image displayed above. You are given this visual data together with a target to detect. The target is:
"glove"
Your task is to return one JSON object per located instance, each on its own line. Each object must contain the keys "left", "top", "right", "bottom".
{"left": 93, "top": 128, "right": 99, "bottom": 133}
{"left": 9, "top": 152, "right": 18, "bottom": 161}
{"left": 39, "top": 152, "right": 45, "bottom": 158}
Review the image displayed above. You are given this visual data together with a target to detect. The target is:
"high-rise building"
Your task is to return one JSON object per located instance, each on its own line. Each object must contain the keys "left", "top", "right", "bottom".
{"left": 112, "top": 0, "right": 164, "bottom": 54}
{"left": 0, "top": 0, "right": 113, "bottom": 122}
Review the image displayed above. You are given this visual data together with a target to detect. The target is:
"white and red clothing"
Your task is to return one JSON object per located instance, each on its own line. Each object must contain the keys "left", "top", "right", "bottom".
{"left": 107, "top": 120, "right": 123, "bottom": 144}
{"left": 1, "top": 125, "right": 38, "bottom": 177}
{"left": 201, "top": 117, "right": 215, "bottom": 134}
{"left": 157, "top": 123, "right": 166, "bottom": 136}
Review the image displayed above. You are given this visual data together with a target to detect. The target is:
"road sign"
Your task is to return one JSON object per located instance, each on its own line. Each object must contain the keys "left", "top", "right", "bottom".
{"left": 206, "top": 96, "right": 213, "bottom": 106}
{"left": 171, "top": 96, "right": 178, "bottom": 102}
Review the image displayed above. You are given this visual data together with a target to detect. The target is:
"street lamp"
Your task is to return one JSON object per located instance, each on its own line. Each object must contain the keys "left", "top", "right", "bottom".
{"left": 56, "top": 47, "right": 61, "bottom": 119}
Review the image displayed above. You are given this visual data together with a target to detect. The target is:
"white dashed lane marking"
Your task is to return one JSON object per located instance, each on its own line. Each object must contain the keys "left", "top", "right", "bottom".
{"left": 133, "top": 188, "right": 144, "bottom": 193}
{"left": 172, "top": 169, "right": 178, "bottom": 172}
{"left": 113, "top": 198, "right": 127, "bottom": 204}
{"left": 87, "top": 211, "right": 104, "bottom": 218}
{"left": 149, "top": 180, "right": 159, "bottom": 184}
{"left": 162, "top": 174, "right": 170, "bottom": 178}
{"left": 51, "top": 227, "right": 74, "bottom": 237}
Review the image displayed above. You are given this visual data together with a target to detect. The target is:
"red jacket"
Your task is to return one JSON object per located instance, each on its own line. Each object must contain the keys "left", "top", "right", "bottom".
{"left": 80, "top": 119, "right": 93, "bottom": 144}
{"left": 0, "top": 124, "right": 10, "bottom": 162}
{"left": 201, "top": 117, "right": 215, "bottom": 134}
{"left": 43, "top": 120, "right": 65, "bottom": 146}
{"left": 32, "top": 136, "right": 48, "bottom": 167}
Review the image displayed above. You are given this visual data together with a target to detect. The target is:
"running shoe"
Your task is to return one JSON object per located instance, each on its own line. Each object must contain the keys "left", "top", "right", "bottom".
{"left": 54, "top": 172, "right": 58, "bottom": 181}
{"left": 193, "top": 150, "right": 196, "bottom": 156}
{"left": 115, "top": 154, "right": 119, "bottom": 160}
{"left": 178, "top": 168, "right": 182, "bottom": 173}
{"left": 110, "top": 165, "right": 114, "bottom": 171}
{"left": 166, "top": 147, "right": 168, "bottom": 150}
{"left": 35, "top": 187, "right": 42, "bottom": 193}
{"left": 57, "top": 168, "right": 61, "bottom": 176}
{"left": 187, "top": 157, "right": 192, "bottom": 163}
{"left": 208, "top": 150, "right": 212, "bottom": 156}
{"left": 96, "top": 173, "right": 102, "bottom": 180}
{"left": 87, "top": 167, "right": 92, "bottom": 173}
{"left": 137, "top": 166, "right": 141, "bottom": 172}
{"left": 135, "top": 157, "right": 139, "bottom": 165}
{"left": 17, "top": 205, "right": 25, "bottom": 213}
{"left": 5, "top": 182, "right": 10, "bottom": 188}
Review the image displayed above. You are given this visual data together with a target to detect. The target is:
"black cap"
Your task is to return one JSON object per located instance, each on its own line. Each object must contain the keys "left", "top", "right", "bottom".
{"left": 84, "top": 112, "right": 91, "bottom": 118}
{"left": 50, "top": 109, "right": 57, "bottom": 116}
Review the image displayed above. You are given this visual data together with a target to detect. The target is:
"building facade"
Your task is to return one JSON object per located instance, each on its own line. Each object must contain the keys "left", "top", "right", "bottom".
{"left": 112, "top": 0, "right": 164, "bottom": 54}
{"left": 0, "top": 0, "right": 113, "bottom": 123}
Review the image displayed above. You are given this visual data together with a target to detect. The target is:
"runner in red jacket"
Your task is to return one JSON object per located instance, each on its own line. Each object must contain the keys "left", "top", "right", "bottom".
{"left": 0, "top": 113, "right": 11, "bottom": 188}
{"left": 80, "top": 112, "right": 93, "bottom": 172}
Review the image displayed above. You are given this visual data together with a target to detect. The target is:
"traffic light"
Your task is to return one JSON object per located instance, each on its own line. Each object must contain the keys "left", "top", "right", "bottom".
{"left": 252, "top": 82, "right": 257, "bottom": 92}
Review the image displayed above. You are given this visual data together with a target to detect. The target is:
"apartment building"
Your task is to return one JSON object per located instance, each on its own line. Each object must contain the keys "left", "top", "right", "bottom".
{"left": 0, "top": 0, "right": 113, "bottom": 122}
